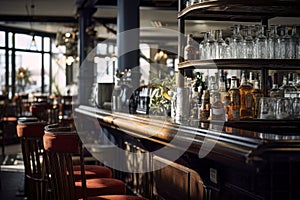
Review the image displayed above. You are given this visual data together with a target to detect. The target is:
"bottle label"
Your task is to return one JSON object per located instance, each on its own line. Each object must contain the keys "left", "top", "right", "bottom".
{"left": 212, "top": 108, "right": 225, "bottom": 115}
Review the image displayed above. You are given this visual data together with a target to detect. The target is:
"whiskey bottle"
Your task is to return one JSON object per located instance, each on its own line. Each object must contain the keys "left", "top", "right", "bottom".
{"left": 269, "top": 73, "right": 283, "bottom": 97}
{"left": 184, "top": 34, "right": 197, "bottom": 61}
{"left": 211, "top": 92, "right": 225, "bottom": 121}
{"left": 199, "top": 90, "right": 210, "bottom": 120}
{"left": 280, "top": 73, "right": 297, "bottom": 98}
{"left": 251, "top": 79, "right": 263, "bottom": 118}
{"left": 239, "top": 71, "right": 254, "bottom": 119}
{"left": 228, "top": 76, "right": 240, "bottom": 121}
{"left": 218, "top": 72, "right": 228, "bottom": 103}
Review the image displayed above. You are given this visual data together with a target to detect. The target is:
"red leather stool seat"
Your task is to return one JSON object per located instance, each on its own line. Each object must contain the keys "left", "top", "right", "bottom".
{"left": 73, "top": 165, "right": 112, "bottom": 180}
{"left": 43, "top": 126, "right": 127, "bottom": 199}
{"left": 75, "top": 178, "right": 125, "bottom": 199}
{"left": 88, "top": 195, "right": 148, "bottom": 200}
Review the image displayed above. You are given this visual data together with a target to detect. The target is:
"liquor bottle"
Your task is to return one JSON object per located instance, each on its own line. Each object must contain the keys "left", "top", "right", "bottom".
{"left": 248, "top": 71, "right": 255, "bottom": 86}
{"left": 184, "top": 34, "right": 197, "bottom": 61}
{"left": 211, "top": 92, "right": 225, "bottom": 121}
{"left": 228, "top": 76, "right": 240, "bottom": 121}
{"left": 239, "top": 71, "right": 254, "bottom": 119}
{"left": 251, "top": 79, "right": 263, "bottom": 118}
{"left": 269, "top": 73, "right": 283, "bottom": 97}
{"left": 199, "top": 90, "right": 210, "bottom": 120}
{"left": 280, "top": 73, "right": 297, "bottom": 98}
{"left": 209, "top": 75, "right": 218, "bottom": 104}
{"left": 218, "top": 70, "right": 228, "bottom": 103}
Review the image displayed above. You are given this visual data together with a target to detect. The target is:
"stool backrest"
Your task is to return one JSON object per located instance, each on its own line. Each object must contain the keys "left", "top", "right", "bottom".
{"left": 16, "top": 121, "right": 49, "bottom": 200}
{"left": 43, "top": 125, "right": 86, "bottom": 200}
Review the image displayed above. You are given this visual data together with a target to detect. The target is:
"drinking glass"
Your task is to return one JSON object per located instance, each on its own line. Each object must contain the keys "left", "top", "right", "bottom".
{"left": 242, "top": 25, "right": 254, "bottom": 58}
{"left": 199, "top": 32, "right": 208, "bottom": 60}
{"left": 258, "top": 97, "right": 276, "bottom": 119}
{"left": 291, "top": 25, "right": 299, "bottom": 59}
{"left": 284, "top": 25, "right": 294, "bottom": 59}
{"left": 276, "top": 97, "right": 293, "bottom": 119}
{"left": 255, "top": 25, "right": 268, "bottom": 58}
{"left": 231, "top": 25, "right": 243, "bottom": 58}
{"left": 206, "top": 30, "right": 217, "bottom": 59}
{"left": 292, "top": 97, "right": 300, "bottom": 119}
{"left": 215, "top": 30, "right": 227, "bottom": 59}
{"left": 279, "top": 26, "right": 287, "bottom": 59}
{"left": 271, "top": 25, "right": 281, "bottom": 59}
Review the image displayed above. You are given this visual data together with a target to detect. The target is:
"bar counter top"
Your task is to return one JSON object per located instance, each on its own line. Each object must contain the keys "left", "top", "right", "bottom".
{"left": 75, "top": 105, "right": 300, "bottom": 165}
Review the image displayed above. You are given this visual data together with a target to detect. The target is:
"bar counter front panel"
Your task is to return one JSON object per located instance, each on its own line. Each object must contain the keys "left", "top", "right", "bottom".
{"left": 75, "top": 105, "right": 300, "bottom": 200}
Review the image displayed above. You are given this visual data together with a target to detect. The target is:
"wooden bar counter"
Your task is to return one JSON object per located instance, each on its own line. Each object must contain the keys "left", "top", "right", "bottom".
{"left": 75, "top": 105, "right": 300, "bottom": 200}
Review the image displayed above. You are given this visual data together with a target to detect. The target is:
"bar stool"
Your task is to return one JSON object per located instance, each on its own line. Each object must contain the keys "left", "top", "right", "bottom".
{"left": 45, "top": 124, "right": 113, "bottom": 181}
{"left": 43, "top": 125, "right": 126, "bottom": 199}
{"left": 16, "top": 117, "right": 49, "bottom": 200}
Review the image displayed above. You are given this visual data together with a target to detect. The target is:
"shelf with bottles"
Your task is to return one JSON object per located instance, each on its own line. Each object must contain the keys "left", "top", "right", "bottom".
{"left": 179, "top": 0, "right": 300, "bottom": 21}
{"left": 178, "top": 59, "right": 300, "bottom": 70}
{"left": 194, "top": 119, "right": 300, "bottom": 134}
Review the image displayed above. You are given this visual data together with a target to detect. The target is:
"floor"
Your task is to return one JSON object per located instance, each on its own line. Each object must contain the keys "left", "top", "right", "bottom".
{"left": 0, "top": 143, "right": 26, "bottom": 200}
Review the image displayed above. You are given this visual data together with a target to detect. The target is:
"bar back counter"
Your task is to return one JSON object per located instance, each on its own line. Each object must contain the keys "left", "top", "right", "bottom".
{"left": 75, "top": 105, "right": 300, "bottom": 200}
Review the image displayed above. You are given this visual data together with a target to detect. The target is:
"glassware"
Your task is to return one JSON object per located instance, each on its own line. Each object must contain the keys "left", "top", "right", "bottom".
{"left": 231, "top": 25, "right": 243, "bottom": 58}
{"left": 184, "top": 34, "right": 197, "bottom": 61}
{"left": 255, "top": 25, "right": 268, "bottom": 58}
{"left": 284, "top": 25, "right": 294, "bottom": 59}
{"left": 272, "top": 25, "right": 281, "bottom": 59}
{"left": 215, "top": 30, "right": 227, "bottom": 59}
{"left": 292, "top": 97, "right": 300, "bottom": 119}
{"left": 291, "top": 25, "right": 299, "bottom": 59}
{"left": 199, "top": 32, "right": 208, "bottom": 60}
{"left": 279, "top": 26, "right": 287, "bottom": 59}
{"left": 206, "top": 30, "right": 217, "bottom": 59}
{"left": 276, "top": 97, "right": 293, "bottom": 120}
{"left": 242, "top": 25, "right": 255, "bottom": 58}
{"left": 258, "top": 97, "right": 276, "bottom": 119}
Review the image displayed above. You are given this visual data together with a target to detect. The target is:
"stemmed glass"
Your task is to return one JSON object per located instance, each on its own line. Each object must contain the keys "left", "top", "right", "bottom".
{"left": 284, "top": 25, "right": 294, "bottom": 59}
{"left": 291, "top": 25, "right": 299, "bottom": 59}
{"left": 199, "top": 32, "right": 208, "bottom": 60}
{"left": 255, "top": 25, "right": 268, "bottom": 58}
{"left": 242, "top": 25, "right": 254, "bottom": 58}
{"left": 206, "top": 30, "right": 217, "bottom": 59}
{"left": 231, "top": 25, "right": 243, "bottom": 58}
{"left": 279, "top": 26, "right": 287, "bottom": 59}
{"left": 215, "top": 30, "right": 227, "bottom": 59}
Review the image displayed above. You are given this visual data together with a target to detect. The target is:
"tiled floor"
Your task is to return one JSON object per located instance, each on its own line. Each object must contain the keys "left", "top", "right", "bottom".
{"left": 0, "top": 143, "right": 26, "bottom": 200}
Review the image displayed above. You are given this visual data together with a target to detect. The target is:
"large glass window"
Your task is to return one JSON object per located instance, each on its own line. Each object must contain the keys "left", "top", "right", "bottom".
{"left": 15, "top": 51, "right": 42, "bottom": 94}
{"left": 0, "top": 31, "right": 5, "bottom": 47}
{"left": 0, "top": 49, "right": 6, "bottom": 93}
{"left": 15, "top": 34, "right": 42, "bottom": 51}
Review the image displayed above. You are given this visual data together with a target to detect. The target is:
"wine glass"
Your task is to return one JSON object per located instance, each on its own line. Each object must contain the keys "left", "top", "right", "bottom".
{"left": 242, "top": 25, "right": 254, "bottom": 58}
{"left": 215, "top": 30, "right": 227, "bottom": 59}
{"left": 206, "top": 30, "right": 217, "bottom": 59}
{"left": 231, "top": 25, "right": 244, "bottom": 58}
{"left": 255, "top": 25, "right": 268, "bottom": 59}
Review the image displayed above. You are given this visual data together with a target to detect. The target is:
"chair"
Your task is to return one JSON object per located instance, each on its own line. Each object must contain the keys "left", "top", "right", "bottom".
{"left": 43, "top": 125, "right": 147, "bottom": 200}
{"left": 43, "top": 125, "right": 125, "bottom": 199}
{"left": 0, "top": 95, "right": 8, "bottom": 158}
{"left": 16, "top": 117, "right": 49, "bottom": 200}
{"left": 45, "top": 124, "right": 113, "bottom": 181}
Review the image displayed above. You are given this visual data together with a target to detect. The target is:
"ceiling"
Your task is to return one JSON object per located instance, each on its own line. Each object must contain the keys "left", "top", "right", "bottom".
{"left": 1, "top": 0, "right": 300, "bottom": 45}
